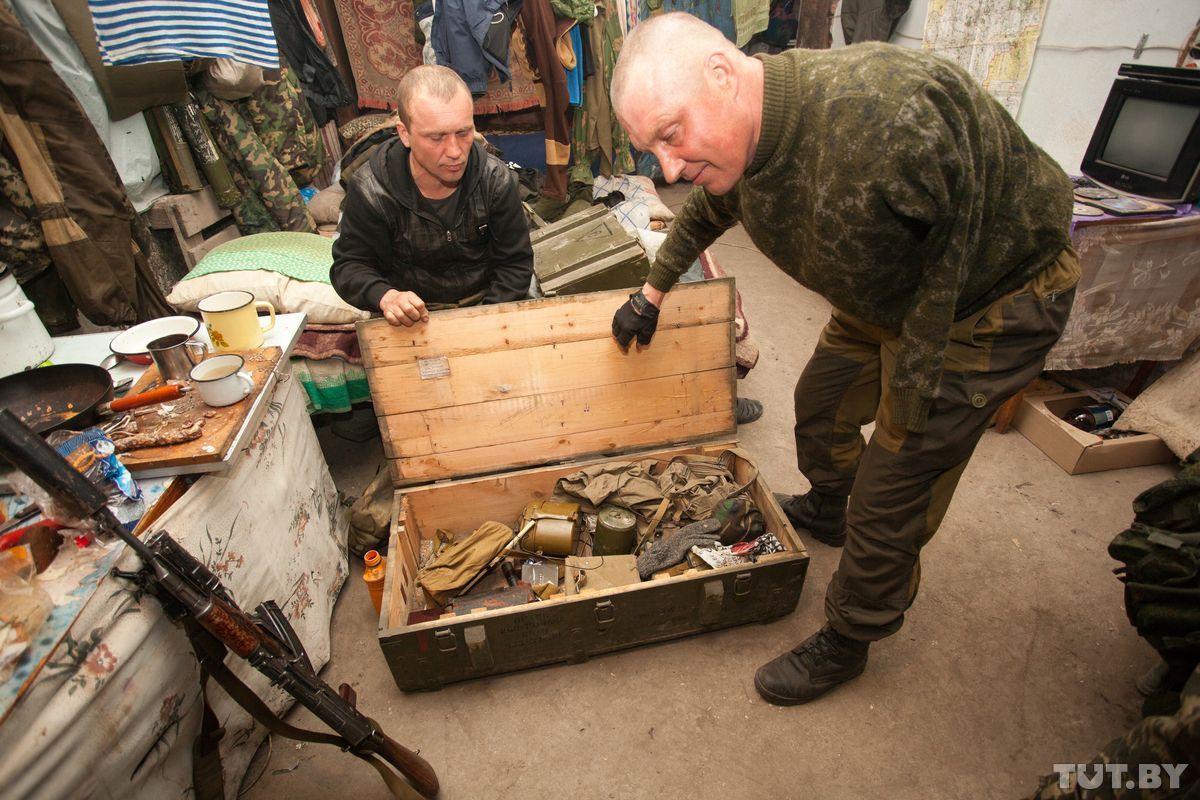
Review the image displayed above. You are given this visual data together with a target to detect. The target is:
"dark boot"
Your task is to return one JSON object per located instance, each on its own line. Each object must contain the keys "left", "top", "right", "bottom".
{"left": 754, "top": 625, "right": 869, "bottom": 706}
{"left": 773, "top": 490, "right": 847, "bottom": 546}
{"left": 735, "top": 397, "right": 763, "bottom": 425}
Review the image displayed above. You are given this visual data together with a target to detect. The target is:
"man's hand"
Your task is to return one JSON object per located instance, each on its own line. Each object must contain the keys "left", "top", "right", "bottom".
{"left": 612, "top": 286, "right": 662, "bottom": 350}
{"left": 379, "top": 289, "right": 429, "bottom": 327}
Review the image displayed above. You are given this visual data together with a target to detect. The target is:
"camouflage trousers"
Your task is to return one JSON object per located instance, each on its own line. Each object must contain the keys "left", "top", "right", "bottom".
{"left": 793, "top": 248, "right": 1080, "bottom": 641}
{"left": 1023, "top": 663, "right": 1198, "bottom": 799}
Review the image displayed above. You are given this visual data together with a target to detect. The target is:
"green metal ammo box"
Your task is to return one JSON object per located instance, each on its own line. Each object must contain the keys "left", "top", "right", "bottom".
{"left": 530, "top": 206, "right": 651, "bottom": 296}
{"left": 357, "top": 280, "right": 809, "bottom": 691}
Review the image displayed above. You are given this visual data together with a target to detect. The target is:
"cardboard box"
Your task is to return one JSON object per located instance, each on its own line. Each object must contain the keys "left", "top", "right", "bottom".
{"left": 1012, "top": 392, "right": 1175, "bottom": 474}
{"left": 358, "top": 280, "right": 809, "bottom": 690}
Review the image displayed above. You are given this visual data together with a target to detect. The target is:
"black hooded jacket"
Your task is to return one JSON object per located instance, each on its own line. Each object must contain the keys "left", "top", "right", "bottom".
{"left": 330, "top": 138, "right": 533, "bottom": 310}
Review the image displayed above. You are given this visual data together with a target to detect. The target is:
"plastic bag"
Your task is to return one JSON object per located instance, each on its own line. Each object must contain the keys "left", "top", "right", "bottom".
{"left": 40, "top": 427, "right": 144, "bottom": 535}
{"left": 204, "top": 58, "right": 266, "bottom": 101}
{"left": 0, "top": 546, "right": 53, "bottom": 682}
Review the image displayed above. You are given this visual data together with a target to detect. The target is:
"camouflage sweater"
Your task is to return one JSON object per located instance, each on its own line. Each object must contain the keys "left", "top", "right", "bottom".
{"left": 649, "top": 44, "right": 1073, "bottom": 431}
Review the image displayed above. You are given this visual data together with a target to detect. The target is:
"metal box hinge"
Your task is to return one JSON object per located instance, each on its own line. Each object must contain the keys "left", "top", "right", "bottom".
{"left": 463, "top": 624, "right": 494, "bottom": 670}
{"left": 700, "top": 580, "right": 724, "bottom": 625}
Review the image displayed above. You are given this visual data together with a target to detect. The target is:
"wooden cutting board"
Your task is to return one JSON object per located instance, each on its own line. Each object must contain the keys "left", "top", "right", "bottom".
{"left": 115, "top": 347, "right": 281, "bottom": 473}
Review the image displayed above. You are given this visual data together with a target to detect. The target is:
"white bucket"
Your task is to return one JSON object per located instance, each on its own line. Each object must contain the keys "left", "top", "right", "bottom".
{"left": 0, "top": 267, "right": 55, "bottom": 378}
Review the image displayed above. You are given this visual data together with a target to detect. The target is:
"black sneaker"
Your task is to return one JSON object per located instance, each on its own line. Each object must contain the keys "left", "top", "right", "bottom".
{"left": 754, "top": 625, "right": 869, "bottom": 706}
{"left": 773, "top": 491, "right": 847, "bottom": 546}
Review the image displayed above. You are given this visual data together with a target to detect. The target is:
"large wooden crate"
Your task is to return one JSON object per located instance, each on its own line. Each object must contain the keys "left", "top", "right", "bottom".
{"left": 358, "top": 280, "right": 809, "bottom": 690}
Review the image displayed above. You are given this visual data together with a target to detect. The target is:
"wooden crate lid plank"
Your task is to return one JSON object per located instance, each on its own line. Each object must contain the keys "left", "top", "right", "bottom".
{"left": 385, "top": 368, "right": 732, "bottom": 457}
{"left": 356, "top": 279, "right": 734, "bottom": 366}
{"left": 392, "top": 410, "right": 735, "bottom": 486}
{"left": 368, "top": 321, "right": 732, "bottom": 416}
{"left": 359, "top": 280, "right": 738, "bottom": 486}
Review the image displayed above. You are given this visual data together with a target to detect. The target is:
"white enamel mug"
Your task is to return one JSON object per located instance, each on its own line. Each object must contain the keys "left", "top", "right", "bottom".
{"left": 190, "top": 354, "right": 254, "bottom": 407}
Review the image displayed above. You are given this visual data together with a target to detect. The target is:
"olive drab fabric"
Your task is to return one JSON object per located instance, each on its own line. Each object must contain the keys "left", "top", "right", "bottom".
{"left": 0, "top": 1, "right": 172, "bottom": 325}
{"left": 194, "top": 64, "right": 324, "bottom": 235}
{"left": 799, "top": 249, "right": 1079, "bottom": 641}
{"left": 567, "top": 0, "right": 635, "bottom": 190}
{"left": 1109, "top": 449, "right": 1200, "bottom": 695}
{"left": 0, "top": 145, "right": 54, "bottom": 283}
{"left": 1023, "top": 664, "right": 1198, "bottom": 799}
{"left": 649, "top": 45, "right": 1074, "bottom": 434}
{"left": 1022, "top": 453, "right": 1200, "bottom": 799}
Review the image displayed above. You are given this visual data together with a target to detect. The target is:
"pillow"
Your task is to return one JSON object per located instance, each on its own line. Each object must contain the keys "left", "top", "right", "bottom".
{"left": 279, "top": 277, "right": 370, "bottom": 324}
{"left": 167, "top": 269, "right": 286, "bottom": 312}
{"left": 166, "top": 232, "right": 369, "bottom": 324}
{"left": 593, "top": 174, "right": 676, "bottom": 232}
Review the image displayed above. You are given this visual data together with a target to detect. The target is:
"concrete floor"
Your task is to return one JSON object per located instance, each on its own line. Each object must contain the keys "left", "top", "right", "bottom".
{"left": 244, "top": 183, "right": 1174, "bottom": 800}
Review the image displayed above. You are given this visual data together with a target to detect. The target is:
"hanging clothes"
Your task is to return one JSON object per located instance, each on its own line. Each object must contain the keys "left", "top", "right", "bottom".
{"left": 433, "top": 0, "right": 521, "bottom": 95}
{"left": 796, "top": 0, "right": 836, "bottom": 48}
{"left": 840, "top": 0, "right": 911, "bottom": 44}
{"left": 48, "top": 0, "right": 188, "bottom": 121}
{"left": 194, "top": 66, "right": 323, "bottom": 235}
{"left": 519, "top": 0, "right": 573, "bottom": 200}
{"left": 0, "top": 2, "right": 172, "bottom": 326}
{"left": 267, "top": 0, "right": 353, "bottom": 126}
{"left": 568, "top": 0, "right": 635, "bottom": 189}
{"left": 14, "top": 0, "right": 175, "bottom": 211}
{"left": 473, "top": 19, "right": 543, "bottom": 116}
{"left": 639, "top": 0, "right": 736, "bottom": 42}
{"left": 86, "top": 0, "right": 281, "bottom": 69}
{"left": 565, "top": 24, "right": 583, "bottom": 105}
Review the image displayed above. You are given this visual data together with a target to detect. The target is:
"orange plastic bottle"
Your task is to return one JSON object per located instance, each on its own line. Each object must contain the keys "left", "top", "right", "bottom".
{"left": 363, "top": 550, "right": 386, "bottom": 616}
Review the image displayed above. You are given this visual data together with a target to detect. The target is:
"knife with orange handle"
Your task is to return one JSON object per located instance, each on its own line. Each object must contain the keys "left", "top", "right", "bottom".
{"left": 99, "top": 383, "right": 190, "bottom": 415}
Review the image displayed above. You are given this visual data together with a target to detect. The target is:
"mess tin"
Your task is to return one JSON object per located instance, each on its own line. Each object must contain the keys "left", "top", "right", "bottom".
{"left": 189, "top": 354, "right": 254, "bottom": 407}
{"left": 198, "top": 290, "right": 276, "bottom": 350}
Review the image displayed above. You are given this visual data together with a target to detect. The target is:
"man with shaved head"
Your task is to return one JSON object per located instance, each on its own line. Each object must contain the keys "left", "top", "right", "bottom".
{"left": 332, "top": 65, "right": 532, "bottom": 326}
{"left": 610, "top": 13, "right": 1078, "bottom": 705}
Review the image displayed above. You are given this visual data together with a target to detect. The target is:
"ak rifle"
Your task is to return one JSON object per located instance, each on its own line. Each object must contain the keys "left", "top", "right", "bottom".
{"left": 0, "top": 409, "right": 438, "bottom": 799}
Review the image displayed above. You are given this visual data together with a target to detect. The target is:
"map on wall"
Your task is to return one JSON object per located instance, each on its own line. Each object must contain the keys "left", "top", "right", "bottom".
{"left": 922, "top": 0, "right": 1050, "bottom": 117}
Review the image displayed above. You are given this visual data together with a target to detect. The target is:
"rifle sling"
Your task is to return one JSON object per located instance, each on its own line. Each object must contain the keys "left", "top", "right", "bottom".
{"left": 183, "top": 620, "right": 424, "bottom": 800}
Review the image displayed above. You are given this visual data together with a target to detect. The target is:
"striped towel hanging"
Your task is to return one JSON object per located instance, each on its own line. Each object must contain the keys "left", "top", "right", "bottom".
{"left": 88, "top": 0, "right": 280, "bottom": 69}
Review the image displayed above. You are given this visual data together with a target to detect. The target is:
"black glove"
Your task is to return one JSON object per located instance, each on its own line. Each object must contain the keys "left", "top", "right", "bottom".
{"left": 612, "top": 289, "right": 660, "bottom": 349}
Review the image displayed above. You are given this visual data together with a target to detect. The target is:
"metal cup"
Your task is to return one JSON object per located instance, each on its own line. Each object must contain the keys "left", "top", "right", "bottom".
{"left": 147, "top": 333, "right": 208, "bottom": 382}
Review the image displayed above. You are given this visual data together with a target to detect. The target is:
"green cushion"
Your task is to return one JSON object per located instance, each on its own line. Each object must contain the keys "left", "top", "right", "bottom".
{"left": 185, "top": 232, "right": 334, "bottom": 284}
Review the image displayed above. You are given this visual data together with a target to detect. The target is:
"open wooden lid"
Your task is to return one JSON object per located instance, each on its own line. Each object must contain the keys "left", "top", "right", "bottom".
{"left": 357, "top": 279, "right": 737, "bottom": 487}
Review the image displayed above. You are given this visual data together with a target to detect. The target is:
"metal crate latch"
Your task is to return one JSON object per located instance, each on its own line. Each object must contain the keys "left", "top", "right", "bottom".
{"left": 433, "top": 628, "right": 457, "bottom": 652}
{"left": 700, "top": 580, "right": 725, "bottom": 625}
{"left": 594, "top": 599, "right": 616, "bottom": 629}
{"left": 463, "top": 624, "right": 494, "bottom": 670}
{"left": 733, "top": 572, "right": 752, "bottom": 596}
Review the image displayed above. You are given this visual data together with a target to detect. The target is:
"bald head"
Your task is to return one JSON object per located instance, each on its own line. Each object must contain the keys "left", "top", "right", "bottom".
{"left": 609, "top": 13, "right": 763, "bottom": 195}
{"left": 396, "top": 65, "right": 471, "bottom": 128}
{"left": 611, "top": 13, "right": 741, "bottom": 116}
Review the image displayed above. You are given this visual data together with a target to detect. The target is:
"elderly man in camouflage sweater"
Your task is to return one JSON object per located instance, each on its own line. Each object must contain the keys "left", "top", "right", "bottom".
{"left": 609, "top": 13, "right": 1080, "bottom": 705}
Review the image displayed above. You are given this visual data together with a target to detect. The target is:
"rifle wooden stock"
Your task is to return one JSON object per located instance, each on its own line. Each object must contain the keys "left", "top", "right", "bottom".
{"left": 376, "top": 735, "right": 440, "bottom": 798}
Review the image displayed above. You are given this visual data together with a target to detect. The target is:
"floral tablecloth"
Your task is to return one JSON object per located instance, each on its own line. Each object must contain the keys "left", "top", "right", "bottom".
{"left": 0, "top": 378, "right": 348, "bottom": 799}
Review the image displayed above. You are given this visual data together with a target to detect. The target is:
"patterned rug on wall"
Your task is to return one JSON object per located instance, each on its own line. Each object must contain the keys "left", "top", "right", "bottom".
{"left": 332, "top": 0, "right": 424, "bottom": 109}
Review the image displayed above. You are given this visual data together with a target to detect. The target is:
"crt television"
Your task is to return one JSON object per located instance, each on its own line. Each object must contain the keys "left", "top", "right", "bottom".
{"left": 1080, "top": 63, "right": 1200, "bottom": 203}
